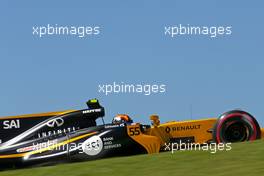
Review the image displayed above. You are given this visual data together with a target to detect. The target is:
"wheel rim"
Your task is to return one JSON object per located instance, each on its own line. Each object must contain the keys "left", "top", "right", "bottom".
{"left": 223, "top": 121, "right": 249, "bottom": 142}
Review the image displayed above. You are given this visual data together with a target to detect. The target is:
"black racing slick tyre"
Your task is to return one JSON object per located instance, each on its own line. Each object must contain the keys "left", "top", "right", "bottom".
{"left": 213, "top": 110, "right": 261, "bottom": 143}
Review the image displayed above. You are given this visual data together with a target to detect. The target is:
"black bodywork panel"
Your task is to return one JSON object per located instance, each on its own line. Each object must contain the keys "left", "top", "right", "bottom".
{"left": 0, "top": 100, "right": 146, "bottom": 170}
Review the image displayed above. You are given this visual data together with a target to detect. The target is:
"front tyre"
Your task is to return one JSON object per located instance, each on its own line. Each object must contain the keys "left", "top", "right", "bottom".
{"left": 213, "top": 110, "right": 261, "bottom": 143}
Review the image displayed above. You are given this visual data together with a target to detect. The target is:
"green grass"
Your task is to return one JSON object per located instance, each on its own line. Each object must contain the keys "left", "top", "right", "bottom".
{"left": 1, "top": 140, "right": 264, "bottom": 176}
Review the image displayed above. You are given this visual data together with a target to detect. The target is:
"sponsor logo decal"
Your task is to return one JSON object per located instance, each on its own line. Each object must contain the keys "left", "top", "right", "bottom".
{"left": 16, "top": 139, "right": 58, "bottom": 153}
{"left": 104, "top": 124, "right": 125, "bottom": 129}
{"left": 165, "top": 127, "right": 170, "bottom": 133}
{"left": 17, "top": 146, "right": 36, "bottom": 153}
{"left": 47, "top": 117, "right": 64, "bottom": 128}
{"left": 165, "top": 125, "right": 201, "bottom": 133}
{"left": 103, "top": 136, "right": 122, "bottom": 149}
{"left": 37, "top": 127, "right": 78, "bottom": 138}
{"left": 82, "top": 135, "right": 103, "bottom": 156}
{"left": 2, "top": 120, "right": 20, "bottom": 129}
{"left": 82, "top": 109, "right": 101, "bottom": 114}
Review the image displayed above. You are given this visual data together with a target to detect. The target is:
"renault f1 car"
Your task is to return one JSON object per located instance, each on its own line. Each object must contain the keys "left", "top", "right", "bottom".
{"left": 0, "top": 99, "right": 263, "bottom": 169}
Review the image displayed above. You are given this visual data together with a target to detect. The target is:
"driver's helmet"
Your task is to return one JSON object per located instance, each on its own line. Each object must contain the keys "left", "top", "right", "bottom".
{"left": 112, "top": 114, "right": 133, "bottom": 124}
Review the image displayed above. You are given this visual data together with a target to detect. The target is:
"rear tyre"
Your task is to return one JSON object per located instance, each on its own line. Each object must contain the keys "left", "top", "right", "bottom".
{"left": 213, "top": 110, "right": 261, "bottom": 143}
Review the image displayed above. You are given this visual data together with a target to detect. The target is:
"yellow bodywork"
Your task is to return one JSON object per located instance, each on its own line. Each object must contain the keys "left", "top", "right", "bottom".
{"left": 148, "top": 117, "right": 217, "bottom": 146}
{"left": 0, "top": 110, "right": 76, "bottom": 120}
{"left": 126, "top": 117, "right": 218, "bottom": 154}
{"left": 127, "top": 124, "right": 160, "bottom": 154}
{"left": 130, "top": 115, "right": 264, "bottom": 153}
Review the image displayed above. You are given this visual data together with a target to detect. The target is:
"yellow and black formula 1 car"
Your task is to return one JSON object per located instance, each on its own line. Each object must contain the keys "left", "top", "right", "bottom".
{"left": 0, "top": 99, "right": 263, "bottom": 169}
